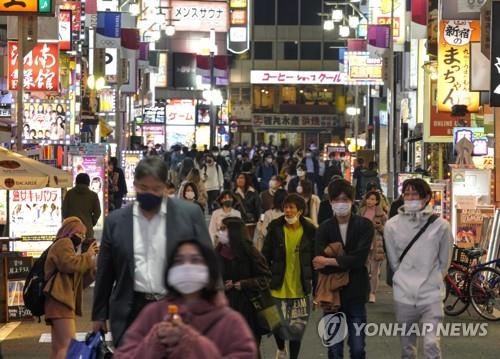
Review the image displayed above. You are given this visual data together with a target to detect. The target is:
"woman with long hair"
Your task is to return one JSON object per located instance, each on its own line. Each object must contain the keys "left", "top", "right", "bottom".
{"left": 44, "top": 217, "right": 98, "bottom": 359}
{"left": 216, "top": 217, "right": 271, "bottom": 355}
{"left": 234, "top": 173, "right": 261, "bottom": 224}
{"left": 179, "top": 182, "right": 204, "bottom": 213}
{"left": 115, "top": 239, "right": 257, "bottom": 358}
{"left": 179, "top": 168, "right": 207, "bottom": 209}
{"left": 255, "top": 188, "right": 288, "bottom": 251}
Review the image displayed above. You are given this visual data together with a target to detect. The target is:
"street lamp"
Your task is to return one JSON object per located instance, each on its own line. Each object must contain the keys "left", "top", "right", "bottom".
{"left": 332, "top": 9, "right": 344, "bottom": 22}
{"left": 339, "top": 25, "right": 350, "bottom": 38}
{"left": 323, "top": 19, "right": 335, "bottom": 31}
{"left": 164, "top": 24, "right": 176, "bottom": 37}
{"left": 87, "top": 75, "right": 106, "bottom": 91}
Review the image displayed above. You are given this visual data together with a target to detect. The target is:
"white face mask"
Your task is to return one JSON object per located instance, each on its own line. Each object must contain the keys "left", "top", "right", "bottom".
{"left": 185, "top": 191, "right": 195, "bottom": 200}
{"left": 167, "top": 264, "right": 209, "bottom": 295}
{"left": 331, "top": 202, "right": 352, "bottom": 217}
{"left": 404, "top": 200, "right": 423, "bottom": 213}
{"left": 296, "top": 186, "right": 303, "bottom": 194}
{"left": 296, "top": 170, "right": 305, "bottom": 177}
{"left": 218, "top": 230, "right": 229, "bottom": 245}
{"left": 285, "top": 216, "right": 299, "bottom": 225}
{"left": 168, "top": 194, "right": 176, "bottom": 198}
{"left": 266, "top": 158, "right": 273, "bottom": 164}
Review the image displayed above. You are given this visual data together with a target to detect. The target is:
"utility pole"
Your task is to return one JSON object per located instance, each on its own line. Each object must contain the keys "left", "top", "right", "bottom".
{"left": 15, "top": 16, "right": 25, "bottom": 152}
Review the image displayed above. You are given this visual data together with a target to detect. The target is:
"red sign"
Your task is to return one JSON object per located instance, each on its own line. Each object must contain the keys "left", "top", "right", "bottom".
{"left": 61, "top": 0, "right": 81, "bottom": 32}
{"left": 8, "top": 41, "right": 59, "bottom": 92}
{"left": 430, "top": 106, "right": 470, "bottom": 137}
{"left": 58, "top": 9, "right": 72, "bottom": 51}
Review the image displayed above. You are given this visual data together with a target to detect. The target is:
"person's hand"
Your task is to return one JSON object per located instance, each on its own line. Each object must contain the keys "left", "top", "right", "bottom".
{"left": 92, "top": 320, "right": 108, "bottom": 333}
{"left": 87, "top": 242, "right": 98, "bottom": 257}
{"left": 154, "top": 320, "right": 186, "bottom": 348}
{"left": 234, "top": 282, "right": 241, "bottom": 290}
{"left": 224, "top": 280, "right": 234, "bottom": 290}
{"left": 313, "top": 256, "right": 329, "bottom": 270}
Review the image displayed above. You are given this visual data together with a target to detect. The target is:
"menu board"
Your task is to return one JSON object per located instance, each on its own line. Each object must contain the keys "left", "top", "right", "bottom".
{"left": 456, "top": 207, "right": 495, "bottom": 248}
{"left": 122, "top": 151, "right": 142, "bottom": 200}
{"left": 4, "top": 256, "right": 34, "bottom": 321}
{"left": 9, "top": 189, "right": 62, "bottom": 240}
{"left": 72, "top": 155, "right": 106, "bottom": 228}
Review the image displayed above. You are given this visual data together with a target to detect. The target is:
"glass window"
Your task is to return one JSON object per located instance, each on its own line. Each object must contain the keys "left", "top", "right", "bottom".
{"left": 300, "top": 0, "right": 322, "bottom": 25}
{"left": 254, "top": 42, "right": 273, "bottom": 60}
{"left": 324, "top": 42, "right": 343, "bottom": 60}
{"left": 301, "top": 42, "right": 321, "bottom": 60}
{"left": 254, "top": 0, "right": 275, "bottom": 25}
{"left": 253, "top": 86, "right": 275, "bottom": 111}
{"left": 277, "top": 0, "right": 298, "bottom": 25}
{"left": 281, "top": 42, "right": 298, "bottom": 60}
{"left": 281, "top": 87, "right": 297, "bottom": 104}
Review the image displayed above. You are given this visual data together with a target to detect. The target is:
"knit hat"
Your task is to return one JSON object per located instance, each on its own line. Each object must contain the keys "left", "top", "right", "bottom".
{"left": 56, "top": 216, "right": 86, "bottom": 239}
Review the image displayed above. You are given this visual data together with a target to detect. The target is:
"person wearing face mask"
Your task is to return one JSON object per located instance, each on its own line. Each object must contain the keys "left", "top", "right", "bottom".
{"left": 314, "top": 179, "right": 374, "bottom": 359}
{"left": 384, "top": 179, "right": 452, "bottom": 359}
{"left": 180, "top": 182, "right": 204, "bottom": 212}
{"left": 300, "top": 148, "right": 319, "bottom": 193}
{"left": 287, "top": 164, "right": 312, "bottom": 194}
{"left": 178, "top": 168, "right": 207, "bottom": 210}
{"left": 44, "top": 217, "right": 98, "bottom": 359}
{"left": 262, "top": 194, "right": 316, "bottom": 359}
{"left": 358, "top": 191, "right": 387, "bottom": 303}
{"left": 202, "top": 154, "right": 224, "bottom": 214}
{"left": 115, "top": 239, "right": 257, "bottom": 359}
{"left": 215, "top": 217, "right": 271, "bottom": 354}
{"left": 208, "top": 191, "right": 242, "bottom": 243}
{"left": 256, "top": 153, "right": 278, "bottom": 192}
{"left": 296, "top": 179, "right": 321, "bottom": 227}
{"left": 260, "top": 175, "right": 283, "bottom": 212}
{"left": 165, "top": 182, "right": 177, "bottom": 198}
{"left": 92, "top": 157, "right": 212, "bottom": 348}
{"left": 234, "top": 173, "right": 261, "bottom": 225}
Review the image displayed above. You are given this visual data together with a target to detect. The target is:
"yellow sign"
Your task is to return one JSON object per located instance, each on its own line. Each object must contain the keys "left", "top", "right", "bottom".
{"left": 0, "top": 0, "right": 52, "bottom": 14}
{"left": 370, "top": 0, "right": 406, "bottom": 45}
{"left": 230, "top": 0, "right": 247, "bottom": 8}
{"left": 437, "top": 20, "right": 480, "bottom": 113}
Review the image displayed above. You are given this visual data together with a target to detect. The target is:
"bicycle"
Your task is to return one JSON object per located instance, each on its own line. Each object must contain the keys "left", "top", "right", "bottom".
{"left": 443, "top": 246, "right": 500, "bottom": 321}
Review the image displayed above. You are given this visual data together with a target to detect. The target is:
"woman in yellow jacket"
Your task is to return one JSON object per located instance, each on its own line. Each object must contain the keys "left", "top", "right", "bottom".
{"left": 44, "top": 217, "right": 98, "bottom": 359}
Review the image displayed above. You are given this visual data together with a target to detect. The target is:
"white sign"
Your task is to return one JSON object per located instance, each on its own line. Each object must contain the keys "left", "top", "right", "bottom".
{"left": 250, "top": 71, "right": 346, "bottom": 85}
{"left": 444, "top": 20, "right": 472, "bottom": 46}
{"left": 172, "top": 0, "right": 229, "bottom": 32}
{"left": 166, "top": 100, "right": 196, "bottom": 125}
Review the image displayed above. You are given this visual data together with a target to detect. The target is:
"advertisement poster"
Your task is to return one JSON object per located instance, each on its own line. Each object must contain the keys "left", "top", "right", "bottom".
{"left": 456, "top": 207, "right": 495, "bottom": 248}
{"left": 370, "top": 0, "right": 406, "bottom": 46}
{"left": 22, "top": 100, "right": 68, "bottom": 141}
{"left": 9, "top": 189, "right": 62, "bottom": 240}
{"left": 437, "top": 20, "right": 480, "bottom": 113}
{"left": 72, "top": 155, "right": 106, "bottom": 228}
{"left": 8, "top": 42, "right": 59, "bottom": 92}
{"left": 166, "top": 126, "right": 195, "bottom": 149}
{"left": 122, "top": 151, "right": 142, "bottom": 200}
{"left": 142, "top": 125, "right": 165, "bottom": 147}
{"left": 166, "top": 100, "right": 196, "bottom": 125}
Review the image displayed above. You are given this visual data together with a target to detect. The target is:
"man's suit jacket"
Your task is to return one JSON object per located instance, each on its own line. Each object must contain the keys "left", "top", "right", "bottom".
{"left": 91, "top": 198, "right": 211, "bottom": 347}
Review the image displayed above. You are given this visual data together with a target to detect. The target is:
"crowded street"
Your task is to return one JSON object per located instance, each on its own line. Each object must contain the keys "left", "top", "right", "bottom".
{"left": 0, "top": 0, "right": 499, "bottom": 358}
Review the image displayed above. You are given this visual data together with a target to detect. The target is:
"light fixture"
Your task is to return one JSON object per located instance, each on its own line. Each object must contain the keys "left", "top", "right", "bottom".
{"left": 332, "top": 9, "right": 344, "bottom": 22}
{"left": 165, "top": 25, "right": 176, "bottom": 36}
{"left": 323, "top": 88, "right": 328, "bottom": 92}
{"left": 87, "top": 75, "right": 106, "bottom": 91}
{"left": 346, "top": 106, "right": 360, "bottom": 116}
{"left": 203, "top": 89, "right": 224, "bottom": 106}
{"left": 348, "top": 15, "right": 360, "bottom": 28}
{"left": 339, "top": 25, "right": 350, "bottom": 38}
{"left": 323, "top": 19, "right": 335, "bottom": 31}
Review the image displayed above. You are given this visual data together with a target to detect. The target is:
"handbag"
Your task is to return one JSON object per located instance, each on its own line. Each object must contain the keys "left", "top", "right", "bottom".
{"left": 386, "top": 214, "right": 438, "bottom": 287}
{"left": 66, "top": 332, "right": 112, "bottom": 359}
{"left": 246, "top": 289, "right": 284, "bottom": 333}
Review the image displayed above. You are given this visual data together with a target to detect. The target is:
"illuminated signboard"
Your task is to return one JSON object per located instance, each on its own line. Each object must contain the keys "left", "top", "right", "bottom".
{"left": 251, "top": 70, "right": 346, "bottom": 85}
{"left": 0, "top": 0, "right": 53, "bottom": 15}
{"left": 344, "top": 52, "right": 384, "bottom": 85}
{"left": 58, "top": 9, "right": 72, "bottom": 51}
{"left": 171, "top": 0, "right": 228, "bottom": 32}
{"left": 370, "top": 0, "right": 406, "bottom": 46}
{"left": 228, "top": 0, "right": 249, "bottom": 54}
{"left": 437, "top": 20, "right": 480, "bottom": 113}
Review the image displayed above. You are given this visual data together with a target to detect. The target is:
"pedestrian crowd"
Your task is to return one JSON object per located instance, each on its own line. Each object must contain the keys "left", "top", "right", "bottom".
{"left": 40, "top": 142, "right": 452, "bottom": 359}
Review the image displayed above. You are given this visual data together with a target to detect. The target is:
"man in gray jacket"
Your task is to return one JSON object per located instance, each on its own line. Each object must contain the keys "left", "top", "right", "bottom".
{"left": 384, "top": 178, "right": 452, "bottom": 359}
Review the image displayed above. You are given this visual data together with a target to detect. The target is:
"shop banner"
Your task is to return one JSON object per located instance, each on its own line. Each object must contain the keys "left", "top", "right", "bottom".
{"left": 370, "top": 0, "right": 406, "bottom": 47}
{"left": 121, "top": 151, "right": 142, "bottom": 199}
{"left": 172, "top": 0, "right": 228, "bottom": 32}
{"left": 9, "top": 189, "right": 62, "bottom": 240}
{"left": 58, "top": 9, "right": 72, "bottom": 51}
{"left": 96, "top": 11, "right": 121, "bottom": 49}
{"left": 0, "top": 0, "right": 52, "bottom": 15}
{"left": 61, "top": 0, "right": 81, "bottom": 32}
{"left": 138, "top": 42, "right": 149, "bottom": 69}
{"left": 252, "top": 114, "right": 341, "bottom": 129}
{"left": 453, "top": 127, "right": 489, "bottom": 156}
{"left": 121, "top": 28, "right": 139, "bottom": 59}
{"left": 8, "top": 41, "right": 59, "bottom": 92}
{"left": 347, "top": 39, "right": 367, "bottom": 52}
{"left": 166, "top": 100, "right": 196, "bottom": 125}
{"left": 173, "top": 53, "right": 197, "bottom": 89}
{"left": 22, "top": 99, "right": 68, "bottom": 141}
{"left": 196, "top": 55, "right": 229, "bottom": 86}
{"left": 411, "top": 0, "right": 428, "bottom": 39}
{"left": 156, "top": 52, "right": 168, "bottom": 88}
{"left": 344, "top": 52, "right": 384, "bottom": 85}
{"left": 0, "top": 190, "right": 6, "bottom": 225}
{"left": 143, "top": 106, "right": 166, "bottom": 124}
{"left": 490, "top": 1, "right": 500, "bottom": 106}
{"left": 228, "top": 0, "right": 249, "bottom": 54}
{"left": 367, "top": 25, "right": 390, "bottom": 58}
{"left": 250, "top": 70, "right": 346, "bottom": 85}
{"left": 437, "top": 20, "right": 480, "bottom": 113}
{"left": 481, "top": 0, "right": 491, "bottom": 59}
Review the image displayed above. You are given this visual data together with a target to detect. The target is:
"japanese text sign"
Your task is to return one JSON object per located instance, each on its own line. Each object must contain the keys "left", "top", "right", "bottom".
{"left": 166, "top": 100, "right": 195, "bottom": 125}
{"left": 251, "top": 71, "right": 346, "bottom": 85}
{"left": 370, "top": 0, "right": 406, "bottom": 46}
{"left": 172, "top": 1, "right": 228, "bottom": 32}
{"left": 437, "top": 20, "right": 480, "bottom": 112}
{"left": 0, "top": 0, "right": 52, "bottom": 15}
{"left": 252, "top": 114, "right": 341, "bottom": 129}
{"left": 344, "top": 52, "right": 384, "bottom": 85}
{"left": 8, "top": 41, "right": 59, "bottom": 92}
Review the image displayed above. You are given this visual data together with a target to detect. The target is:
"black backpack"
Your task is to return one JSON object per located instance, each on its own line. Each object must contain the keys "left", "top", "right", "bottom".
{"left": 23, "top": 245, "right": 56, "bottom": 318}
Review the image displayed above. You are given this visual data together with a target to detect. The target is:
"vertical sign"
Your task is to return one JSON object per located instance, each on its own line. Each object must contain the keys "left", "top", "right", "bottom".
{"left": 490, "top": 1, "right": 500, "bottom": 106}
{"left": 411, "top": 0, "right": 428, "bottom": 39}
{"left": 370, "top": 0, "right": 406, "bottom": 47}
{"left": 227, "top": 0, "right": 249, "bottom": 54}
{"left": 58, "top": 9, "right": 72, "bottom": 51}
{"left": 437, "top": 20, "right": 480, "bottom": 112}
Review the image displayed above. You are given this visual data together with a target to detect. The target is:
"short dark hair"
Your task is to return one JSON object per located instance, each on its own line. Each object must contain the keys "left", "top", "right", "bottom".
{"left": 402, "top": 178, "right": 432, "bottom": 200}
{"left": 75, "top": 173, "right": 90, "bottom": 186}
{"left": 134, "top": 157, "right": 168, "bottom": 183}
{"left": 365, "top": 190, "right": 381, "bottom": 205}
{"left": 218, "top": 190, "right": 237, "bottom": 205}
{"left": 328, "top": 179, "right": 355, "bottom": 201}
{"left": 273, "top": 189, "right": 288, "bottom": 210}
{"left": 109, "top": 157, "right": 118, "bottom": 168}
{"left": 165, "top": 239, "right": 220, "bottom": 301}
{"left": 283, "top": 193, "right": 306, "bottom": 213}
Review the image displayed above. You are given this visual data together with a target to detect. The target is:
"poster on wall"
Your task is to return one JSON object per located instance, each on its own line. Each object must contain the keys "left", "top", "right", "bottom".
{"left": 122, "top": 151, "right": 142, "bottom": 200}
{"left": 456, "top": 207, "right": 495, "bottom": 248}
{"left": 166, "top": 126, "right": 195, "bottom": 149}
{"left": 9, "top": 189, "right": 62, "bottom": 240}
{"left": 22, "top": 99, "right": 69, "bottom": 141}
{"left": 142, "top": 125, "right": 165, "bottom": 147}
{"left": 437, "top": 20, "right": 480, "bottom": 113}
{"left": 71, "top": 155, "right": 106, "bottom": 228}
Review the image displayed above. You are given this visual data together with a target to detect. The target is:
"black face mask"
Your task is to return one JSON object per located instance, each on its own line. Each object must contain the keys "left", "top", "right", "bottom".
{"left": 137, "top": 192, "right": 163, "bottom": 211}
{"left": 70, "top": 234, "right": 83, "bottom": 248}
{"left": 222, "top": 200, "right": 233, "bottom": 208}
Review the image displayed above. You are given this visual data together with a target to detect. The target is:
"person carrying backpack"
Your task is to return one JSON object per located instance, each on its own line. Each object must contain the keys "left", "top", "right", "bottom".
{"left": 43, "top": 217, "right": 98, "bottom": 359}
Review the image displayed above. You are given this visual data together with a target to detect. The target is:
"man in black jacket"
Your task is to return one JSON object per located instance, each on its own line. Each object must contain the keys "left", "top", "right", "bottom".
{"left": 313, "top": 179, "right": 373, "bottom": 359}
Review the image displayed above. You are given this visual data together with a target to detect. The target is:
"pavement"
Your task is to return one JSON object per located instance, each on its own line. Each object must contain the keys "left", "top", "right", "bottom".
{"left": 0, "top": 280, "right": 498, "bottom": 358}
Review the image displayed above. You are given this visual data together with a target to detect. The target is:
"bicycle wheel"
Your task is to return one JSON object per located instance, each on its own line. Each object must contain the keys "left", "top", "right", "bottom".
{"left": 444, "top": 268, "right": 469, "bottom": 316}
{"left": 469, "top": 267, "right": 500, "bottom": 321}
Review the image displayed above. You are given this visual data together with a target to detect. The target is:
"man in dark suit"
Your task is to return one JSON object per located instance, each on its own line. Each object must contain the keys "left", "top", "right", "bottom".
{"left": 92, "top": 156, "right": 212, "bottom": 347}
{"left": 313, "top": 179, "right": 373, "bottom": 359}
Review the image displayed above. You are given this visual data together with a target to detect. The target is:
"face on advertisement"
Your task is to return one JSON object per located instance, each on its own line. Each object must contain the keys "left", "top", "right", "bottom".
{"left": 90, "top": 177, "right": 103, "bottom": 192}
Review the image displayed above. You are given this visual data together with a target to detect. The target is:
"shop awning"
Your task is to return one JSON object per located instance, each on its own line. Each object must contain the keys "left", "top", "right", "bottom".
{"left": 0, "top": 147, "right": 73, "bottom": 190}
